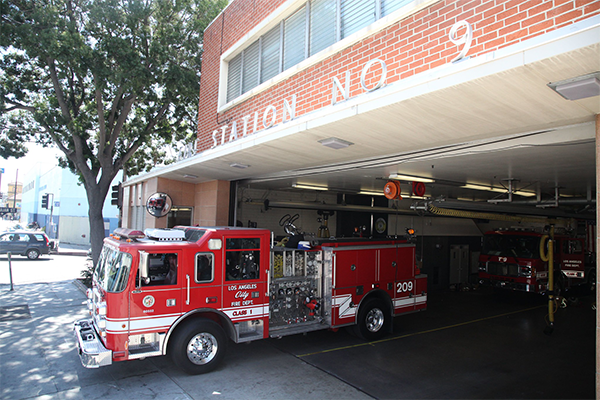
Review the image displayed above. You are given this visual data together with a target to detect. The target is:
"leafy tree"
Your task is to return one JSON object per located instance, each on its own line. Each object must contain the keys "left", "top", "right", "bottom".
{"left": 1, "top": 0, "right": 226, "bottom": 263}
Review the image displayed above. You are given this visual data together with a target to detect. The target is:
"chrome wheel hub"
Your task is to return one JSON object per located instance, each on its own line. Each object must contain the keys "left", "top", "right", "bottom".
{"left": 366, "top": 308, "right": 384, "bottom": 333}
{"left": 186, "top": 332, "right": 218, "bottom": 365}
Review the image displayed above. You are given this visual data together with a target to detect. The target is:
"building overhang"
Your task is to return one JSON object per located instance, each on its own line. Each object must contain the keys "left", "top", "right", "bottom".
{"left": 126, "top": 16, "right": 599, "bottom": 205}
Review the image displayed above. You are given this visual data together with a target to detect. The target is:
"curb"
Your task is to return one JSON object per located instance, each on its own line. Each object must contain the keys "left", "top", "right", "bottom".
{"left": 72, "top": 279, "right": 89, "bottom": 295}
{"left": 56, "top": 252, "right": 89, "bottom": 257}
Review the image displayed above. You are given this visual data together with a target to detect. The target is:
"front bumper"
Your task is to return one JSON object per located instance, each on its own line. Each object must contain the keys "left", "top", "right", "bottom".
{"left": 479, "top": 277, "right": 541, "bottom": 293}
{"left": 73, "top": 319, "right": 112, "bottom": 368}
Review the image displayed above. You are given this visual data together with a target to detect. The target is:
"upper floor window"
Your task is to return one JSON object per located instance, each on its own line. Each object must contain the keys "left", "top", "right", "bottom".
{"left": 225, "top": 0, "right": 413, "bottom": 104}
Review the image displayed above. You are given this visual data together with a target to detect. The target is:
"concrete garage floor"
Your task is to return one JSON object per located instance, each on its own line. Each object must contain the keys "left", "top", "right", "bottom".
{"left": 268, "top": 288, "right": 596, "bottom": 399}
{"left": 0, "top": 282, "right": 595, "bottom": 399}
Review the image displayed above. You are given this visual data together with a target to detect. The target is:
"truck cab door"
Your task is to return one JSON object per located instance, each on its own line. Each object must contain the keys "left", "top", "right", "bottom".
{"left": 129, "top": 251, "right": 183, "bottom": 354}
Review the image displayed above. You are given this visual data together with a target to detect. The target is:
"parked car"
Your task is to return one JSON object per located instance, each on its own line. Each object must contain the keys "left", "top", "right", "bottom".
{"left": 0, "top": 231, "right": 53, "bottom": 260}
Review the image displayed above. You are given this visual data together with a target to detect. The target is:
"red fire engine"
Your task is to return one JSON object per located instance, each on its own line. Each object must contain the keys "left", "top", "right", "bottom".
{"left": 478, "top": 229, "right": 593, "bottom": 294}
{"left": 74, "top": 226, "right": 427, "bottom": 374}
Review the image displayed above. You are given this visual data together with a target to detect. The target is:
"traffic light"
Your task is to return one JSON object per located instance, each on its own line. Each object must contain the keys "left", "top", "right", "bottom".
{"left": 111, "top": 183, "right": 122, "bottom": 208}
{"left": 41, "top": 194, "right": 49, "bottom": 209}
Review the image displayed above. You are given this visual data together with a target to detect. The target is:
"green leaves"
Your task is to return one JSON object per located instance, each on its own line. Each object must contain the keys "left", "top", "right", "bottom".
{"left": 2, "top": 0, "right": 226, "bottom": 262}
{"left": 1, "top": 0, "right": 226, "bottom": 177}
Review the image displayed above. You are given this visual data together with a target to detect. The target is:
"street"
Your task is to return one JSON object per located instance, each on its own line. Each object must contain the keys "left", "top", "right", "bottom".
{"left": 0, "top": 252, "right": 90, "bottom": 285}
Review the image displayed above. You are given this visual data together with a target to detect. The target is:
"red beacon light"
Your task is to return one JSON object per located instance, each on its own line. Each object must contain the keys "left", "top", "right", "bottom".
{"left": 112, "top": 228, "right": 145, "bottom": 241}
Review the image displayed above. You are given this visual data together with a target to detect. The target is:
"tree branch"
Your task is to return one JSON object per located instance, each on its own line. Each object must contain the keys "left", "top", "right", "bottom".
{"left": 106, "top": 94, "right": 136, "bottom": 157}
{"left": 46, "top": 57, "right": 72, "bottom": 124}
{"left": 108, "top": 86, "right": 125, "bottom": 132}
{"left": 93, "top": 72, "right": 108, "bottom": 155}
{"left": 2, "top": 98, "right": 36, "bottom": 113}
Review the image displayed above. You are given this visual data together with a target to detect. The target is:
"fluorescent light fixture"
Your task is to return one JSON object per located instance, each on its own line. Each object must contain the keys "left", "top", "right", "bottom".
{"left": 183, "top": 174, "right": 198, "bottom": 179}
{"left": 319, "top": 137, "right": 354, "bottom": 149}
{"left": 292, "top": 183, "right": 329, "bottom": 191}
{"left": 230, "top": 163, "right": 250, "bottom": 169}
{"left": 358, "top": 190, "right": 385, "bottom": 196}
{"left": 461, "top": 183, "right": 535, "bottom": 197}
{"left": 389, "top": 174, "right": 435, "bottom": 183}
{"left": 513, "top": 190, "right": 536, "bottom": 197}
{"left": 548, "top": 73, "right": 600, "bottom": 100}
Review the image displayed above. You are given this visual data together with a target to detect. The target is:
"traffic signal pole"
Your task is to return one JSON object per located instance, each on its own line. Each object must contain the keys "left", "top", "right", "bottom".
{"left": 41, "top": 193, "right": 55, "bottom": 238}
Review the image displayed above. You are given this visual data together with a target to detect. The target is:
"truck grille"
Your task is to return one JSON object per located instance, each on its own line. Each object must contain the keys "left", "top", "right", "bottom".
{"left": 486, "top": 262, "right": 519, "bottom": 277}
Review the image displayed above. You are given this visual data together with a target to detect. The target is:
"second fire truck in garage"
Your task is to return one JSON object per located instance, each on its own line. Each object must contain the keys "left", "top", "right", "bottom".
{"left": 478, "top": 229, "right": 592, "bottom": 294}
{"left": 75, "top": 226, "right": 427, "bottom": 374}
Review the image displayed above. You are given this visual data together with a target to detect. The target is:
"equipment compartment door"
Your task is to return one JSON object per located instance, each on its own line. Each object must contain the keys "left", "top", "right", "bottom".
{"left": 393, "top": 245, "right": 419, "bottom": 314}
{"left": 221, "top": 235, "right": 269, "bottom": 339}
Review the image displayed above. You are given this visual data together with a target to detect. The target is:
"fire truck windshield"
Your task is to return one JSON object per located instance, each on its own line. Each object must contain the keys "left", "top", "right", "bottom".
{"left": 482, "top": 234, "right": 540, "bottom": 259}
{"left": 94, "top": 246, "right": 133, "bottom": 293}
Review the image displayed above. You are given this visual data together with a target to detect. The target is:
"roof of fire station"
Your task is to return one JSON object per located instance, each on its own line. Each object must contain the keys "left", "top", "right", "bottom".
{"left": 126, "top": 4, "right": 600, "bottom": 205}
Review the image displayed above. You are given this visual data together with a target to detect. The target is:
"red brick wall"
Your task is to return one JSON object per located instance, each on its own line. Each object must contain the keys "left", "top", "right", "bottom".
{"left": 197, "top": 0, "right": 600, "bottom": 151}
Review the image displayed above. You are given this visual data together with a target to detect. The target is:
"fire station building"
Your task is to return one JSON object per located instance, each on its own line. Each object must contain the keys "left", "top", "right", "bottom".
{"left": 122, "top": 0, "right": 599, "bottom": 396}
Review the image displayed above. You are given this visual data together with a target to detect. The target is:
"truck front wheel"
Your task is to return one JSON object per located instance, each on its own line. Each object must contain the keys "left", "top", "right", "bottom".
{"left": 354, "top": 298, "right": 390, "bottom": 341}
{"left": 170, "top": 320, "right": 227, "bottom": 375}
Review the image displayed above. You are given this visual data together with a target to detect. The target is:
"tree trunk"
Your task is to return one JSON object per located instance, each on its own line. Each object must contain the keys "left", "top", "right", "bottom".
{"left": 85, "top": 181, "right": 111, "bottom": 265}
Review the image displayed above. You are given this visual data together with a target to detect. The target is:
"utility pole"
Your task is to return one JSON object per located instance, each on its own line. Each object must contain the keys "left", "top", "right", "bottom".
{"left": 12, "top": 169, "right": 18, "bottom": 220}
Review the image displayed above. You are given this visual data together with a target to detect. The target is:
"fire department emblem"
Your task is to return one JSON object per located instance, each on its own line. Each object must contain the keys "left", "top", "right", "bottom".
{"left": 143, "top": 295, "right": 155, "bottom": 308}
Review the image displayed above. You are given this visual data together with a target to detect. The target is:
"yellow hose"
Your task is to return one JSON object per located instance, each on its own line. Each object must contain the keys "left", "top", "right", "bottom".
{"left": 427, "top": 204, "right": 570, "bottom": 226}
{"left": 539, "top": 235, "right": 550, "bottom": 262}
{"left": 546, "top": 226, "right": 555, "bottom": 330}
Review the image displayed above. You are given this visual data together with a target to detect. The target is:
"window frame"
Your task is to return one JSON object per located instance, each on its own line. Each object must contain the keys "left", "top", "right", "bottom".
{"left": 224, "top": 237, "right": 261, "bottom": 281}
{"left": 195, "top": 252, "right": 215, "bottom": 283}
{"left": 219, "top": 0, "right": 437, "bottom": 111}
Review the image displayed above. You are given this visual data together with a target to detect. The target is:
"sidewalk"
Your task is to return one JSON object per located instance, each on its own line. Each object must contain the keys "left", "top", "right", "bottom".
{"left": 0, "top": 280, "right": 369, "bottom": 400}
{"left": 56, "top": 243, "right": 90, "bottom": 257}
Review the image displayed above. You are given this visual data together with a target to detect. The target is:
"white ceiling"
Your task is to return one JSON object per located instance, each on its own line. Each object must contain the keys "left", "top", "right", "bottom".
{"left": 136, "top": 29, "right": 599, "bottom": 219}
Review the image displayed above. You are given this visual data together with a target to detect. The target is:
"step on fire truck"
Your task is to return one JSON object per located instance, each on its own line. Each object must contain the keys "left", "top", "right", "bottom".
{"left": 478, "top": 229, "right": 594, "bottom": 294}
{"left": 74, "top": 226, "right": 427, "bottom": 374}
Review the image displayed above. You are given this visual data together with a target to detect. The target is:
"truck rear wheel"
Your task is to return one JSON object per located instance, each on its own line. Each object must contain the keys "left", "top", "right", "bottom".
{"left": 587, "top": 269, "right": 596, "bottom": 294}
{"left": 354, "top": 298, "right": 390, "bottom": 341}
{"left": 170, "top": 320, "right": 227, "bottom": 375}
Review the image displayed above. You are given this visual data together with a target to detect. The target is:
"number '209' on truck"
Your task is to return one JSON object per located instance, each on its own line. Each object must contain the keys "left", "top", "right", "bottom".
{"left": 74, "top": 227, "right": 427, "bottom": 374}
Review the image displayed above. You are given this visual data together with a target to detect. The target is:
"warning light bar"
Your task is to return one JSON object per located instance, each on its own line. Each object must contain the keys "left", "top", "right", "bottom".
{"left": 112, "top": 228, "right": 145, "bottom": 241}
{"left": 144, "top": 229, "right": 186, "bottom": 241}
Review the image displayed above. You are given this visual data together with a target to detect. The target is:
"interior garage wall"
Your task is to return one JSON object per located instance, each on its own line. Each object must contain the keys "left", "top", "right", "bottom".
{"left": 415, "top": 236, "right": 483, "bottom": 292}
{"left": 237, "top": 189, "right": 559, "bottom": 291}
{"left": 236, "top": 188, "right": 338, "bottom": 238}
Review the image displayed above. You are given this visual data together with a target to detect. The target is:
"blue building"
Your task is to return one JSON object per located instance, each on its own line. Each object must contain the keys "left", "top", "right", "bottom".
{"left": 20, "top": 163, "right": 121, "bottom": 246}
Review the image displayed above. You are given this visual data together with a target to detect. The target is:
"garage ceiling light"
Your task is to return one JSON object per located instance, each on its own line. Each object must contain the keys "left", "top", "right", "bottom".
{"left": 389, "top": 174, "right": 435, "bottom": 183}
{"left": 292, "top": 183, "right": 329, "bottom": 191}
{"left": 319, "top": 137, "right": 354, "bottom": 149}
{"left": 230, "top": 163, "right": 250, "bottom": 169}
{"left": 183, "top": 174, "right": 198, "bottom": 179}
{"left": 548, "top": 72, "right": 600, "bottom": 100}
{"left": 358, "top": 190, "right": 385, "bottom": 196}
{"left": 461, "top": 183, "right": 536, "bottom": 197}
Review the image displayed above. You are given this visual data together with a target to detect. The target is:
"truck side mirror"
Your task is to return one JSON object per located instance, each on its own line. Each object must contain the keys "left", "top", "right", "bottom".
{"left": 138, "top": 251, "right": 150, "bottom": 287}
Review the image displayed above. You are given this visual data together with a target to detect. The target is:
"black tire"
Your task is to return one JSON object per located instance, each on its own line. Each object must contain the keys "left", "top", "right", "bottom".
{"left": 553, "top": 272, "right": 564, "bottom": 298}
{"left": 354, "top": 298, "right": 390, "bottom": 341}
{"left": 26, "top": 249, "right": 40, "bottom": 260}
{"left": 170, "top": 320, "right": 227, "bottom": 375}
{"left": 587, "top": 269, "right": 596, "bottom": 294}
